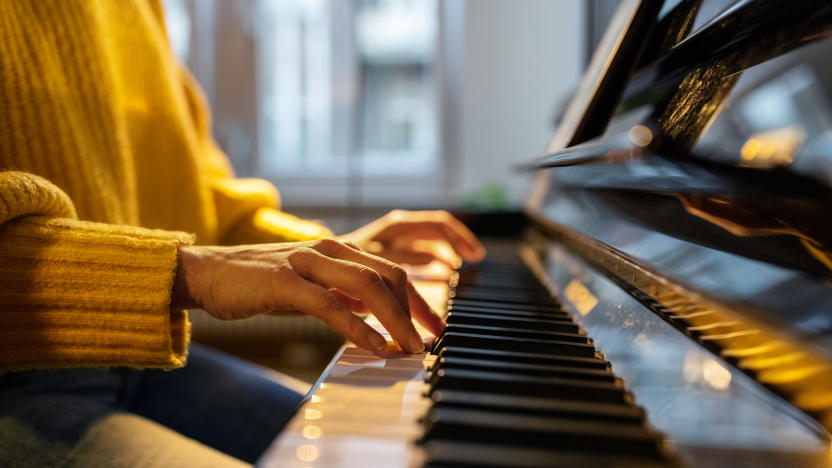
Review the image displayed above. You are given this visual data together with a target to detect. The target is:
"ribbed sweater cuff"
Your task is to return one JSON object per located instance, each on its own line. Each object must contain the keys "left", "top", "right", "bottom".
{"left": 0, "top": 216, "right": 195, "bottom": 370}
{"left": 221, "top": 207, "right": 333, "bottom": 245}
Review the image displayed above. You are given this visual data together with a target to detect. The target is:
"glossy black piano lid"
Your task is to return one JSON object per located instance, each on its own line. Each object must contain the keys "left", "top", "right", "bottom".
{"left": 526, "top": 0, "right": 832, "bottom": 351}
{"left": 529, "top": 0, "right": 832, "bottom": 274}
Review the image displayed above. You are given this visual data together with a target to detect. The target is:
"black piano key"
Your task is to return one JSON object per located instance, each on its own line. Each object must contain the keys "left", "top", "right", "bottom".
{"left": 449, "top": 302, "right": 569, "bottom": 317}
{"left": 429, "top": 390, "right": 644, "bottom": 423}
{"left": 420, "top": 407, "right": 664, "bottom": 458}
{"left": 422, "top": 441, "right": 671, "bottom": 468}
{"left": 440, "top": 323, "right": 588, "bottom": 344}
{"left": 446, "top": 311, "right": 579, "bottom": 333}
{"left": 426, "top": 368, "right": 630, "bottom": 404}
{"left": 437, "top": 346, "right": 609, "bottom": 369}
{"left": 450, "top": 297, "right": 564, "bottom": 311}
{"left": 456, "top": 270, "right": 541, "bottom": 283}
{"left": 456, "top": 278, "right": 549, "bottom": 293}
{"left": 431, "top": 356, "right": 614, "bottom": 382}
{"left": 451, "top": 287, "right": 556, "bottom": 303}
{"left": 450, "top": 290, "right": 559, "bottom": 306}
{"left": 458, "top": 262, "right": 531, "bottom": 274}
{"left": 432, "top": 332, "right": 596, "bottom": 357}
{"left": 454, "top": 281, "right": 550, "bottom": 294}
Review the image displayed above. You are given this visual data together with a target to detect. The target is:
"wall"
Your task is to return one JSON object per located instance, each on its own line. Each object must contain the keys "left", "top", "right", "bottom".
{"left": 453, "top": 0, "right": 585, "bottom": 207}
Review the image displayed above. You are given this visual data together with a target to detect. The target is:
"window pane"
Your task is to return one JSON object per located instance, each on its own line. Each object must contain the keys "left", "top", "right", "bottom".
{"left": 257, "top": 0, "right": 438, "bottom": 177}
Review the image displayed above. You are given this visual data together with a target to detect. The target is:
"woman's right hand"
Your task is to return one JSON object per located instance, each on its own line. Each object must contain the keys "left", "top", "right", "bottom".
{"left": 171, "top": 239, "right": 445, "bottom": 355}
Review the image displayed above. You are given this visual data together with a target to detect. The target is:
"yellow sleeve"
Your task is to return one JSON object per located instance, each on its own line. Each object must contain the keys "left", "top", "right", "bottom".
{"left": 0, "top": 172, "right": 193, "bottom": 371}
{"left": 177, "top": 67, "right": 333, "bottom": 244}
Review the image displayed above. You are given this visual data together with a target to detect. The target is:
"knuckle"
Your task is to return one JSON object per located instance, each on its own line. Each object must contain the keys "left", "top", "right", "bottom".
{"left": 287, "top": 247, "right": 313, "bottom": 264}
{"left": 315, "top": 238, "right": 341, "bottom": 254}
{"left": 356, "top": 268, "right": 384, "bottom": 289}
{"left": 389, "top": 264, "right": 408, "bottom": 285}
{"left": 313, "top": 291, "right": 342, "bottom": 313}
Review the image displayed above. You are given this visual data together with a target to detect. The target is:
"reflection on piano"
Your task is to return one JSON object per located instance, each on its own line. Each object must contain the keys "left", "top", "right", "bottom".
{"left": 261, "top": 0, "right": 832, "bottom": 466}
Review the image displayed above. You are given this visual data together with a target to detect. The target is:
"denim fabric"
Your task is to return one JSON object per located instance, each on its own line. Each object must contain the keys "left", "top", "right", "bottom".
{"left": 0, "top": 344, "right": 303, "bottom": 466}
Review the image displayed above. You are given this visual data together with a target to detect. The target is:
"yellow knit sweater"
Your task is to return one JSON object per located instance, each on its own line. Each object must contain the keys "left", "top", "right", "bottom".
{"left": 0, "top": 0, "right": 331, "bottom": 371}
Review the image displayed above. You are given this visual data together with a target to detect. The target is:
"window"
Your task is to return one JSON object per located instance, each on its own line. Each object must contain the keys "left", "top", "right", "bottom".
{"left": 165, "top": 0, "right": 586, "bottom": 208}
{"left": 256, "top": 0, "right": 439, "bottom": 178}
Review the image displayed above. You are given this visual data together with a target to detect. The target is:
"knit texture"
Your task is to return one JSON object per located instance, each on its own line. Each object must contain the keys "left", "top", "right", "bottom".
{"left": 0, "top": 0, "right": 331, "bottom": 370}
{"left": 0, "top": 172, "right": 193, "bottom": 370}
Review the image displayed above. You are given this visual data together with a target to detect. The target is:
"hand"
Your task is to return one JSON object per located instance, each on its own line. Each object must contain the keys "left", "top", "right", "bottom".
{"left": 338, "top": 210, "right": 486, "bottom": 267}
{"left": 171, "top": 238, "right": 446, "bottom": 355}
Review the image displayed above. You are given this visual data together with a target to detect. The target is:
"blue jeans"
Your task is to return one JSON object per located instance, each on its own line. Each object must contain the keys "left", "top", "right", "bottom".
{"left": 0, "top": 344, "right": 304, "bottom": 466}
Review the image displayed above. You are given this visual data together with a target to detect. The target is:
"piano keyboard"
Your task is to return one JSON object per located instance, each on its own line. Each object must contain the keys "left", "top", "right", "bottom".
{"left": 260, "top": 253, "right": 675, "bottom": 467}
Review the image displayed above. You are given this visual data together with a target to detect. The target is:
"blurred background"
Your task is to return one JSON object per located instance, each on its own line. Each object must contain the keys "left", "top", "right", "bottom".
{"left": 163, "top": 0, "right": 622, "bottom": 383}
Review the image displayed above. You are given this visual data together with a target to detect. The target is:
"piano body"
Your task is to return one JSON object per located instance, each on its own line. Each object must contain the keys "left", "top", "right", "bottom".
{"left": 260, "top": 0, "right": 832, "bottom": 466}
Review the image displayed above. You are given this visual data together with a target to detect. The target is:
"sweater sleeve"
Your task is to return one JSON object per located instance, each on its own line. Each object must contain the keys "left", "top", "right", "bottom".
{"left": 177, "top": 66, "right": 333, "bottom": 245}
{"left": 0, "top": 171, "right": 193, "bottom": 371}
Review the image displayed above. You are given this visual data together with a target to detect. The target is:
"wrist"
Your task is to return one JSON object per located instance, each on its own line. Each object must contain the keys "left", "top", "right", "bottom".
{"left": 171, "top": 245, "right": 202, "bottom": 309}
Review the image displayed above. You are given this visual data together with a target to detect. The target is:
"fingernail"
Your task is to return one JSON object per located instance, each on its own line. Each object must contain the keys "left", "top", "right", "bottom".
{"left": 368, "top": 332, "right": 387, "bottom": 351}
{"left": 409, "top": 333, "right": 426, "bottom": 353}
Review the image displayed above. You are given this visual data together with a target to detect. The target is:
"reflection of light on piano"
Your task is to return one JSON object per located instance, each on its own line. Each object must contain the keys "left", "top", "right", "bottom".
{"left": 305, "top": 408, "right": 323, "bottom": 420}
{"left": 310, "top": 395, "right": 321, "bottom": 403}
{"left": 295, "top": 444, "right": 319, "bottom": 462}
{"left": 628, "top": 125, "right": 653, "bottom": 147}
{"left": 739, "top": 127, "right": 804, "bottom": 168}
{"left": 564, "top": 279, "right": 598, "bottom": 316}
{"left": 702, "top": 359, "right": 731, "bottom": 390}
{"left": 683, "top": 353, "right": 700, "bottom": 383}
{"left": 302, "top": 425, "right": 322, "bottom": 440}
{"left": 683, "top": 354, "right": 732, "bottom": 390}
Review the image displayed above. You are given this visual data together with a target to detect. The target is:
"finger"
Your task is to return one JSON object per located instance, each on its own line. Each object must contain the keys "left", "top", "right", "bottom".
{"left": 400, "top": 239, "right": 462, "bottom": 268}
{"left": 291, "top": 250, "right": 424, "bottom": 353}
{"left": 409, "top": 211, "right": 485, "bottom": 261}
{"left": 314, "top": 239, "right": 410, "bottom": 315}
{"left": 374, "top": 249, "right": 439, "bottom": 266}
{"left": 378, "top": 215, "right": 485, "bottom": 262}
{"left": 266, "top": 310, "right": 306, "bottom": 317}
{"left": 331, "top": 289, "right": 368, "bottom": 314}
{"left": 432, "top": 212, "right": 486, "bottom": 261}
{"left": 287, "top": 277, "right": 388, "bottom": 355}
{"left": 407, "top": 281, "right": 446, "bottom": 337}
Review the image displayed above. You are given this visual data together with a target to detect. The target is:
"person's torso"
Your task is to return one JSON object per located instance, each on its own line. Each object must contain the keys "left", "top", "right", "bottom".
{"left": 0, "top": 0, "right": 217, "bottom": 241}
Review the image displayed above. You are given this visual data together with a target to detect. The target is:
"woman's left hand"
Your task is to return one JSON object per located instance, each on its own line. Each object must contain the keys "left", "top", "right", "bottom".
{"left": 338, "top": 210, "right": 486, "bottom": 267}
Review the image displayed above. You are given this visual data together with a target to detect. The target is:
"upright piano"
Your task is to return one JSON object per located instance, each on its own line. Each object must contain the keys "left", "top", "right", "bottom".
{"left": 260, "top": 0, "right": 832, "bottom": 465}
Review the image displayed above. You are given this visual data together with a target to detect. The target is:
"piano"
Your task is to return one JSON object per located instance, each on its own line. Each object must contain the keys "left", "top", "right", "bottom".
{"left": 259, "top": 0, "right": 832, "bottom": 466}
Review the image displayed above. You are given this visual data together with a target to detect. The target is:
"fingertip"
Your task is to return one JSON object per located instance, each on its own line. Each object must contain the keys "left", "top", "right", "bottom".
{"left": 462, "top": 247, "right": 486, "bottom": 263}
{"left": 475, "top": 248, "right": 487, "bottom": 262}
{"left": 408, "top": 332, "right": 427, "bottom": 353}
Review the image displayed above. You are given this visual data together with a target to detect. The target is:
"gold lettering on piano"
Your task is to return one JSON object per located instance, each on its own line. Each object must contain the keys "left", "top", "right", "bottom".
{"left": 564, "top": 279, "right": 598, "bottom": 316}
